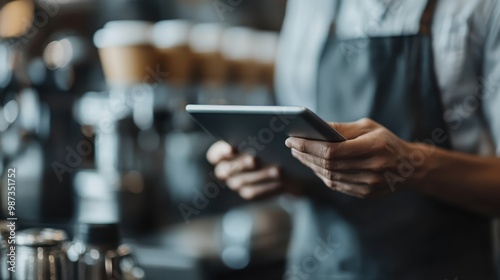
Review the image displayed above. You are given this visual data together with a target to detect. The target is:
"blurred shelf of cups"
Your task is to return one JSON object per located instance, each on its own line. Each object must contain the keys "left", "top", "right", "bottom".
{"left": 219, "top": 26, "right": 278, "bottom": 106}
{"left": 91, "top": 19, "right": 280, "bottom": 110}
{"left": 186, "top": 22, "right": 278, "bottom": 106}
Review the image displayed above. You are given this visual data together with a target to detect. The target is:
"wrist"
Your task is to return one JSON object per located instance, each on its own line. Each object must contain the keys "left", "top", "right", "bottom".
{"left": 403, "top": 142, "right": 438, "bottom": 190}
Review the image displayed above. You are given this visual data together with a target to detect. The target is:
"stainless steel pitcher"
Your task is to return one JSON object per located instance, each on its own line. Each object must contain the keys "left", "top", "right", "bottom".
{"left": 67, "top": 223, "right": 144, "bottom": 280}
{"left": 15, "top": 228, "right": 71, "bottom": 280}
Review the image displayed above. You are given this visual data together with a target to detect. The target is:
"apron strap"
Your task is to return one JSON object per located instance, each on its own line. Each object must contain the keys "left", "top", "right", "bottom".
{"left": 419, "top": 0, "right": 438, "bottom": 35}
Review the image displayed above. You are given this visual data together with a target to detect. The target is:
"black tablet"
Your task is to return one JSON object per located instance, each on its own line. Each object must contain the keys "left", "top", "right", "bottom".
{"left": 186, "top": 105, "right": 346, "bottom": 179}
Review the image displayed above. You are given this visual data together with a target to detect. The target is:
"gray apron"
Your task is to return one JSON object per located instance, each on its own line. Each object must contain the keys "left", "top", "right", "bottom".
{"left": 286, "top": 0, "right": 495, "bottom": 279}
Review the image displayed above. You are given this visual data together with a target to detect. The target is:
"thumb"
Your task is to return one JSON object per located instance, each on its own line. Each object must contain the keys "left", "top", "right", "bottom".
{"left": 206, "top": 141, "right": 237, "bottom": 164}
{"left": 328, "top": 119, "right": 375, "bottom": 140}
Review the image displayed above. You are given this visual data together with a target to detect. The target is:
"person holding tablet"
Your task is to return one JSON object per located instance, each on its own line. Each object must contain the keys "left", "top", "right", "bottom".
{"left": 207, "top": 0, "right": 500, "bottom": 278}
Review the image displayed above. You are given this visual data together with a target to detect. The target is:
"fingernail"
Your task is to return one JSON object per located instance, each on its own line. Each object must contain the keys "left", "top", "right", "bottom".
{"left": 240, "top": 188, "right": 254, "bottom": 199}
{"left": 268, "top": 167, "right": 279, "bottom": 177}
{"left": 285, "top": 138, "right": 292, "bottom": 148}
{"left": 224, "top": 144, "right": 234, "bottom": 154}
{"left": 245, "top": 156, "right": 255, "bottom": 167}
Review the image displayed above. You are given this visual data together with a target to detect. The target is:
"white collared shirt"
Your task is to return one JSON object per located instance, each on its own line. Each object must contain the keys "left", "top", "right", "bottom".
{"left": 276, "top": 0, "right": 500, "bottom": 155}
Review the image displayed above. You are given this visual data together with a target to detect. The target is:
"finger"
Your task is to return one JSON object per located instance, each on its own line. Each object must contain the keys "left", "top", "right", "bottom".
{"left": 292, "top": 152, "right": 388, "bottom": 191}
{"left": 293, "top": 152, "right": 383, "bottom": 185}
{"left": 293, "top": 154, "right": 369, "bottom": 186}
{"left": 238, "top": 182, "right": 283, "bottom": 200}
{"left": 327, "top": 171, "right": 388, "bottom": 189}
{"left": 313, "top": 173, "right": 387, "bottom": 199}
{"left": 291, "top": 149, "right": 371, "bottom": 171}
{"left": 214, "top": 154, "right": 257, "bottom": 180}
{"left": 328, "top": 118, "right": 379, "bottom": 140}
{"left": 226, "top": 166, "right": 281, "bottom": 191}
{"left": 313, "top": 174, "right": 369, "bottom": 198}
{"left": 330, "top": 178, "right": 389, "bottom": 198}
{"left": 207, "top": 141, "right": 236, "bottom": 164}
{"left": 285, "top": 136, "right": 370, "bottom": 160}
{"left": 284, "top": 118, "right": 381, "bottom": 159}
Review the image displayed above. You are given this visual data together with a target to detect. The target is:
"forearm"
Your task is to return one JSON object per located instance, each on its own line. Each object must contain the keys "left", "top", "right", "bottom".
{"left": 409, "top": 143, "right": 500, "bottom": 216}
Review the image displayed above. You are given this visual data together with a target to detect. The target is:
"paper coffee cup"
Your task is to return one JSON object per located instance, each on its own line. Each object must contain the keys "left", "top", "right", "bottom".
{"left": 152, "top": 20, "right": 193, "bottom": 86}
{"left": 188, "top": 23, "right": 228, "bottom": 87}
{"left": 94, "top": 21, "right": 159, "bottom": 86}
{"left": 221, "top": 27, "right": 260, "bottom": 87}
{"left": 252, "top": 31, "right": 279, "bottom": 88}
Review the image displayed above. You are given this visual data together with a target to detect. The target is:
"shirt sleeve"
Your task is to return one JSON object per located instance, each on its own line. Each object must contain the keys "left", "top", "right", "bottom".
{"left": 482, "top": 0, "right": 500, "bottom": 155}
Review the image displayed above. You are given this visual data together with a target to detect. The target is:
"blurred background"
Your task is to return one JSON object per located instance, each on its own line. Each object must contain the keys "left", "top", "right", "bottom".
{"left": 0, "top": 0, "right": 293, "bottom": 279}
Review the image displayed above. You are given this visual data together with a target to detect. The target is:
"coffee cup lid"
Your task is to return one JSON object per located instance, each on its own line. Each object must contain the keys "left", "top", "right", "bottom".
{"left": 152, "top": 20, "right": 192, "bottom": 49}
{"left": 252, "top": 31, "right": 279, "bottom": 64}
{"left": 103, "top": 20, "right": 152, "bottom": 30}
{"left": 188, "top": 23, "right": 225, "bottom": 53}
{"left": 93, "top": 20, "right": 153, "bottom": 48}
{"left": 221, "top": 27, "right": 255, "bottom": 61}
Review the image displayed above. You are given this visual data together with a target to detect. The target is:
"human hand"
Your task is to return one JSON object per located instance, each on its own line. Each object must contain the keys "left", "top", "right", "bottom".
{"left": 285, "top": 118, "right": 423, "bottom": 198}
{"left": 207, "top": 141, "right": 302, "bottom": 200}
